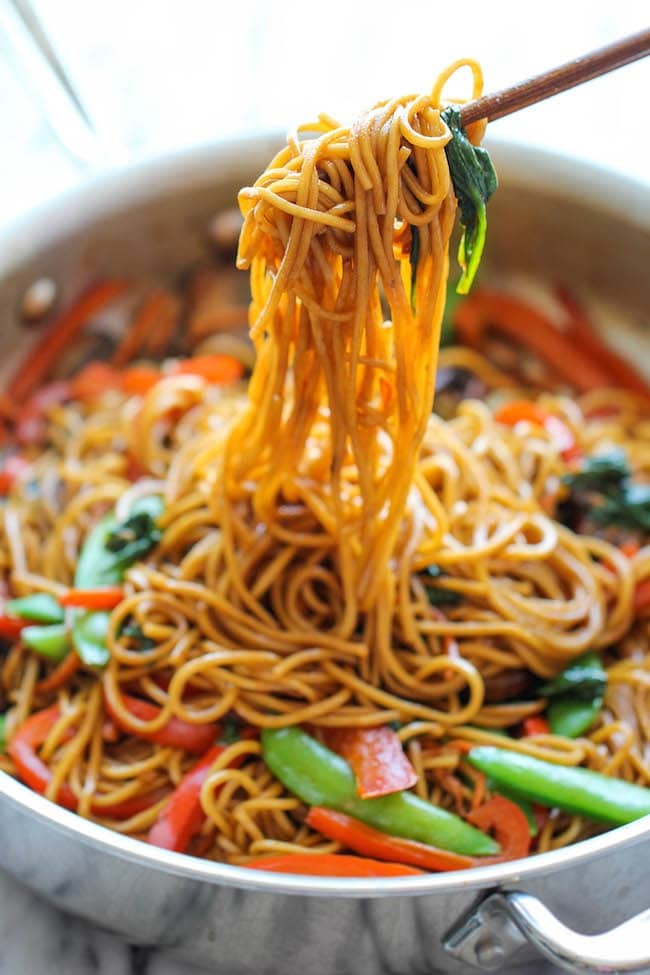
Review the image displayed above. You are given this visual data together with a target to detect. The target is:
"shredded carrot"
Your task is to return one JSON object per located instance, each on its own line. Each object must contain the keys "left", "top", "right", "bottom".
{"left": 557, "top": 288, "right": 650, "bottom": 399}
{"left": 60, "top": 587, "right": 124, "bottom": 610}
{"left": 112, "top": 289, "right": 179, "bottom": 367}
{"left": 7, "top": 280, "right": 127, "bottom": 402}
{"left": 171, "top": 355, "right": 244, "bottom": 385}
{"left": 454, "top": 290, "right": 612, "bottom": 393}
{"left": 34, "top": 652, "right": 80, "bottom": 696}
{"left": 121, "top": 366, "right": 161, "bottom": 396}
{"left": 634, "top": 579, "right": 650, "bottom": 615}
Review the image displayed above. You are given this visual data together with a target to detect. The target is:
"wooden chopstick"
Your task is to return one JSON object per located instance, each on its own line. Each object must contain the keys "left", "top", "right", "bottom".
{"left": 460, "top": 28, "right": 650, "bottom": 126}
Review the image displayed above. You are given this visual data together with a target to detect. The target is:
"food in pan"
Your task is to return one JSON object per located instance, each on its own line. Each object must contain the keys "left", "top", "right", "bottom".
{"left": 1, "top": 61, "right": 649, "bottom": 877}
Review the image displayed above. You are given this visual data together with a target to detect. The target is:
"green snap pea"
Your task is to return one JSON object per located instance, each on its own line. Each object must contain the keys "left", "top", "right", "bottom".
{"left": 22, "top": 623, "right": 69, "bottom": 661}
{"left": 262, "top": 726, "right": 499, "bottom": 856}
{"left": 6, "top": 593, "right": 64, "bottom": 624}
{"left": 468, "top": 746, "right": 650, "bottom": 826}
{"left": 72, "top": 611, "right": 110, "bottom": 668}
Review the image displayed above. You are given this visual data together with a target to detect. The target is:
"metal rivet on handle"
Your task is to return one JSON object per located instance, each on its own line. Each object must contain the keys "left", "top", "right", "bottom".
{"left": 474, "top": 936, "right": 505, "bottom": 969}
{"left": 21, "top": 277, "right": 58, "bottom": 323}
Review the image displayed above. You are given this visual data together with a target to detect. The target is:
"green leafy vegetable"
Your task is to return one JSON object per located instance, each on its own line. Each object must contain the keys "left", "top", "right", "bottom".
{"left": 441, "top": 106, "right": 497, "bottom": 294}
{"left": 6, "top": 593, "right": 64, "bottom": 624}
{"left": 423, "top": 564, "right": 462, "bottom": 607}
{"left": 562, "top": 449, "right": 629, "bottom": 493}
{"left": 426, "top": 587, "right": 463, "bottom": 608}
{"left": 119, "top": 622, "right": 156, "bottom": 652}
{"left": 72, "top": 494, "right": 164, "bottom": 667}
{"left": 561, "top": 449, "right": 650, "bottom": 533}
{"left": 539, "top": 651, "right": 606, "bottom": 739}
{"left": 219, "top": 716, "right": 244, "bottom": 746}
{"left": 592, "top": 483, "right": 650, "bottom": 533}
{"left": 539, "top": 652, "right": 606, "bottom": 702}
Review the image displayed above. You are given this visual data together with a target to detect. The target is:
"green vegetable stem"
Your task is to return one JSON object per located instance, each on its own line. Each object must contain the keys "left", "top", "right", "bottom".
{"left": 441, "top": 107, "right": 498, "bottom": 295}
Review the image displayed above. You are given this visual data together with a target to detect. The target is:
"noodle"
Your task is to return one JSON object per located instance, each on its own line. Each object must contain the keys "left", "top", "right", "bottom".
{"left": 1, "top": 61, "right": 649, "bottom": 868}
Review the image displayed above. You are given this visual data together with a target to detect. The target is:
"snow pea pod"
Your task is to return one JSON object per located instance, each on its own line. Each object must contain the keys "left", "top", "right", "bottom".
{"left": 467, "top": 747, "right": 650, "bottom": 825}
{"left": 262, "top": 727, "right": 499, "bottom": 856}
{"left": 6, "top": 593, "right": 64, "bottom": 624}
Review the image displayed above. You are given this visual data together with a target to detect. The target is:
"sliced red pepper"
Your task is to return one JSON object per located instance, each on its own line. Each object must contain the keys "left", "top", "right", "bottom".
{"left": 466, "top": 795, "right": 531, "bottom": 862}
{"left": 71, "top": 362, "right": 123, "bottom": 401}
{"left": 306, "top": 807, "right": 475, "bottom": 872}
{"left": 0, "top": 456, "right": 30, "bottom": 495}
{"left": 521, "top": 716, "right": 551, "bottom": 737}
{"left": 148, "top": 725, "right": 259, "bottom": 852}
{"left": 171, "top": 354, "right": 244, "bottom": 385}
{"left": 8, "top": 705, "right": 166, "bottom": 818}
{"left": 0, "top": 614, "right": 28, "bottom": 641}
{"left": 620, "top": 541, "right": 641, "bottom": 559}
{"left": 34, "top": 651, "right": 81, "bottom": 695}
{"left": 322, "top": 726, "right": 417, "bottom": 799}
{"left": 60, "top": 587, "right": 124, "bottom": 610}
{"left": 148, "top": 744, "right": 225, "bottom": 852}
{"left": 634, "top": 579, "right": 650, "bottom": 615}
{"left": 104, "top": 692, "right": 218, "bottom": 755}
{"left": 246, "top": 853, "right": 423, "bottom": 877}
{"left": 494, "top": 401, "right": 581, "bottom": 463}
{"left": 121, "top": 366, "right": 161, "bottom": 397}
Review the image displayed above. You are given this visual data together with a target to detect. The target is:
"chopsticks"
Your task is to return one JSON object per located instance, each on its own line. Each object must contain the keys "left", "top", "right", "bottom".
{"left": 460, "top": 28, "right": 650, "bottom": 126}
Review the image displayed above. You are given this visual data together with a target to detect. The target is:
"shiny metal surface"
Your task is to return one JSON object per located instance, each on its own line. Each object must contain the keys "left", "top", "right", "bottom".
{"left": 1, "top": 137, "right": 649, "bottom": 973}
{"left": 445, "top": 891, "right": 650, "bottom": 974}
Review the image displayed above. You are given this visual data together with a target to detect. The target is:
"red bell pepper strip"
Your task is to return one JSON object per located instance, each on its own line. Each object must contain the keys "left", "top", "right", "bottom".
{"left": 171, "top": 355, "right": 244, "bottom": 385}
{"left": 121, "top": 366, "right": 161, "bottom": 397}
{"left": 7, "top": 280, "right": 127, "bottom": 402}
{"left": 306, "top": 807, "right": 475, "bottom": 872}
{"left": 557, "top": 288, "right": 650, "bottom": 399}
{"left": 71, "top": 362, "right": 123, "bottom": 401}
{"left": 494, "top": 401, "right": 581, "bottom": 463}
{"left": 104, "top": 692, "right": 218, "bottom": 755}
{"left": 34, "top": 651, "right": 81, "bottom": 696}
{"left": 634, "top": 579, "right": 650, "bottom": 615}
{"left": 148, "top": 744, "right": 225, "bottom": 851}
{"left": 0, "top": 615, "right": 28, "bottom": 641}
{"left": 8, "top": 705, "right": 166, "bottom": 818}
{"left": 0, "top": 456, "right": 30, "bottom": 495}
{"left": 466, "top": 795, "right": 531, "bottom": 862}
{"left": 454, "top": 290, "right": 612, "bottom": 393}
{"left": 322, "top": 726, "right": 417, "bottom": 799}
{"left": 60, "top": 587, "right": 124, "bottom": 611}
{"left": 521, "top": 716, "right": 551, "bottom": 738}
{"left": 246, "top": 853, "right": 423, "bottom": 877}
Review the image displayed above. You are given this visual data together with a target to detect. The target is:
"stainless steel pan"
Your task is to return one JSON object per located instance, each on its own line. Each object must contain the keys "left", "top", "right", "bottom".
{"left": 0, "top": 137, "right": 649, "bottom": 975}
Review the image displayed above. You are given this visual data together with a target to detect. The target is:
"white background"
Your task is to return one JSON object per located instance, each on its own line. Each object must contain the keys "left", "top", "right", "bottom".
{"left": 0, "top": 0, "right": 649, "bottom": 225}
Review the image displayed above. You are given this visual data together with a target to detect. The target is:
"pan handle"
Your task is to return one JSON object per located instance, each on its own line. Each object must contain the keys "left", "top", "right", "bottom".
{"left": 443, "top": 890, "right": 650, "bottom": 974}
